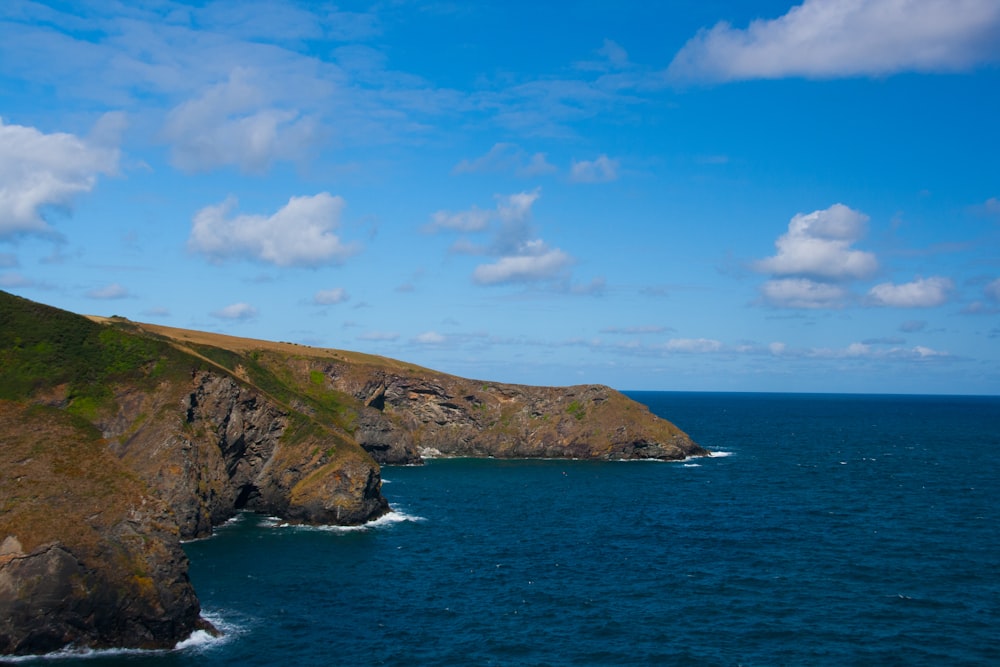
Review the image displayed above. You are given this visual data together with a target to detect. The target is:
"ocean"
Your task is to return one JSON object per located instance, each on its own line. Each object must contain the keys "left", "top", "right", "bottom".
{"left": 10, "top": 392, "right": 1000, "bottom": 665}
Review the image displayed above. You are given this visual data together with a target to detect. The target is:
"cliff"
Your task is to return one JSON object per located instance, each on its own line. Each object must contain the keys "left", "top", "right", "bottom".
{"left": 0, "top": 290, "right": 706, "bottom": 655}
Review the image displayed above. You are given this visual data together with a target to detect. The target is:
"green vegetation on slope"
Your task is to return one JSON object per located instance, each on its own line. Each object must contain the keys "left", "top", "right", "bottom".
{"left": 0, "top": 291, "right": 189, "bottom": 407}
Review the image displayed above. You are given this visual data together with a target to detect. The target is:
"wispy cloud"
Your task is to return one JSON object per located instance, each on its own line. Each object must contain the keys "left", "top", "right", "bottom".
{"left": 453, "top": 143, "right": 556, "bottom": 177}
{"left": 668, "top": 0, "right": 1000, "bottom": 82}
{"left": 359, "top": 331, "right": 399, "bottom": 342}
{"left": 569, "top": 155, "right": 619, "bottom": 183}
{"left": 0, "top": 272, "right": 36, "bottom": 288}
{"left": 313, "top": 288, "right": 350, "bottom": 305}
{"left": 162, "top": 68, "right": 319, "bottom": 173}
{"left": 212, "top": 302, "right": 258, "bottom": 320}
{"left": 86, "top": 282, "right": 130, "bottom": 299}
{"left": 413, "top": 331, "right": 446, "bottom": 344}
{"left": 427, "top": 188, "right": 580, "bottom": 287}
{"left": 188, "top": 193, "right": 360, "bottom": 267}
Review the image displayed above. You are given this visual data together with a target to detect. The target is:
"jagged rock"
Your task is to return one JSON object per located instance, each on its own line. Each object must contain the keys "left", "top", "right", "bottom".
{"left": 304, "top": 367, "right": 707, "bottom": 464}
{"left": 0, "top": 402, "right": 211, "bottom": 655}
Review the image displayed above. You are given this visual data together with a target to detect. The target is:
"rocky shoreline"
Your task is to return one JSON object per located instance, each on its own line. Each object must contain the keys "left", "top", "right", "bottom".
{"left": 0, "top": 290, "right": 707, "bottom": 656}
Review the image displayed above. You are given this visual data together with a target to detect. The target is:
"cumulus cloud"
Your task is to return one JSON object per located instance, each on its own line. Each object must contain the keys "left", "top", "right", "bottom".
{"left": 0, "top": 118, "right": 119, "bottom": 237}
{"left": 754, "top": 204, "right": 877, "bottom": 308}
{"left": 569, "top": 155, "right": 619, "bottom": 183}
{"left": 668, "top": 0, "right": 1000, "bottom": 82}
{"left": 212, "top": 302, "right": 258, "bottom": 320}
{"left": 755, "top": 204, "right": 876, "bottom": 281}
{"left": 428, "top": 188, "right": 581, "bottom": 287}
{"left": 760, "top": 278, "right": 848, "bottom": 309}
{"left": 188, "top": 192, "right": 359, "bottom": 267}
{"left": 868, "top": 276, "right": 953, "bottom": 307}
{"left": 473, "top": 245, "right": 573, "bottom": 285}
{"left": 86, "top": 283, "right": 130, "bottom": 299}
{"left": 313, "top": 287, "right": 350, "bottom": 305}
{"left": 162, "top": 68, "right": 318, "bottom": 174}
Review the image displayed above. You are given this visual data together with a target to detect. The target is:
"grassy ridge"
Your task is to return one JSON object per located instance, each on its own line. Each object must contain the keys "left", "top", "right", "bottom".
{"left": 0, "top": 291, "right": 189, "bottom": 407}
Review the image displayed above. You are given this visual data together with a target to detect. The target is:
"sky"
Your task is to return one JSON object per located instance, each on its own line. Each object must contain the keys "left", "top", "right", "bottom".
{"left": 1, "top": 0, "right": 999, "bottom": 395}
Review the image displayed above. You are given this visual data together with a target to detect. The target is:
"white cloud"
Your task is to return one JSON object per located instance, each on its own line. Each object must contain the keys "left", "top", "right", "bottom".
{"left": 755, "top": 204, "right": 877, "bottom": 281}
{"left": 808, "top": 341, "right": 951, "bottom": 360}
{"left": 427, "top": 189, "right": 539, "bottom": 243}
{"left": 212, "top": 302, "right": 258, "bottom": 320}
{"left": 414, "top": 331, "right": 446, "bottom": 344}
{"left": 0, "top": 118, "right": 119, "bottom": 237}
{"left": 473, "top": 246, "right": 572, "bottom": 285}
{"left": 428, "top": 207, "right": 492, "bottom": 232}
{"left": 428, "top": 188, "right": 578, "bottom": 286}
{"left": 868, "top": 276, "right": 953, "bottom": 307}
{"left": 162, "top": 68, "right": 318, "bottom": 174}
{"left": 668, "top": 0, "right": 1000, "bottom": 82}
{"left": 188, "top": 192, "right": 359, "bottom": 267}
{"left": 663, "top": 338, "right": 724, "bottom": 353}
{"left": 314, "top": 288, "right": 350, "bottom": 305}
{"left": 760, "top": 278, "right": 848, "bottom": 309}
{"left": 86, "top": 283, "right": 130, "bottom": 299}
{"left": 569, "top": 155, "right": 619, "bottom": 183}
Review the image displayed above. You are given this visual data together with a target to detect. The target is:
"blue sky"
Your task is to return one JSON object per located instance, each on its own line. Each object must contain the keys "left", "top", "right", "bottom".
{"left": 1, "top": 0, "right": 999, "bottom": 394}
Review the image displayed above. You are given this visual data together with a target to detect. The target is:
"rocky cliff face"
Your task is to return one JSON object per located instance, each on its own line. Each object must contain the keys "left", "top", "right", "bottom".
{"left": 284, "top": 360, "right": 707, "bottom": 464}
{"left": 103, "top": 370, "right": 388, "bottom": 540}
{"left": 0, "top": 290, "right": 705, "bottom": 656}
{"left": 0, "top": 402, "right": 211, "bottom": 655}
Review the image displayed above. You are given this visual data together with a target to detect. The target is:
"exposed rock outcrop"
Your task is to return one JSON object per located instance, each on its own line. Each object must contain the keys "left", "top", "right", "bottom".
{"left": 103, "top": 371, "right": 388, "bottom": 540}
{"left": 0, "top": 402, "right": 211, "bottom": 655}
{"left": 295, "top": 364, "right": 707, "bottom": 464}
{"left": 0, "top": 290, "right": 705, "bottom": 656}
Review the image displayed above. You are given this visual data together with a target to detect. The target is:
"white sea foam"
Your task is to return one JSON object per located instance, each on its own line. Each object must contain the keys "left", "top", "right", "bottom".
{"left": 271, "top": 509, "right": 425, "bottom": 533}
{"left": 0, "top": 646, "right": 156, "bottom": 662}
{"left": 707, "top": 450, "right": 733, "bottom": 458}
{"left": 683, "top": 463, "right": 701, "bottom": 467}
{"left": 2, "top": 612, "right": 237, "bottom": 662}
{"left": 173, "top": 611, "right": 241, "bottom": 653}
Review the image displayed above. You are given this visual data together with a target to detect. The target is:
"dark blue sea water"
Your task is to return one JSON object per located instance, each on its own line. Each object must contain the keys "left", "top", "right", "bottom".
{"left": 11, "top": 393, "right": 1000, "bottom": 666}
